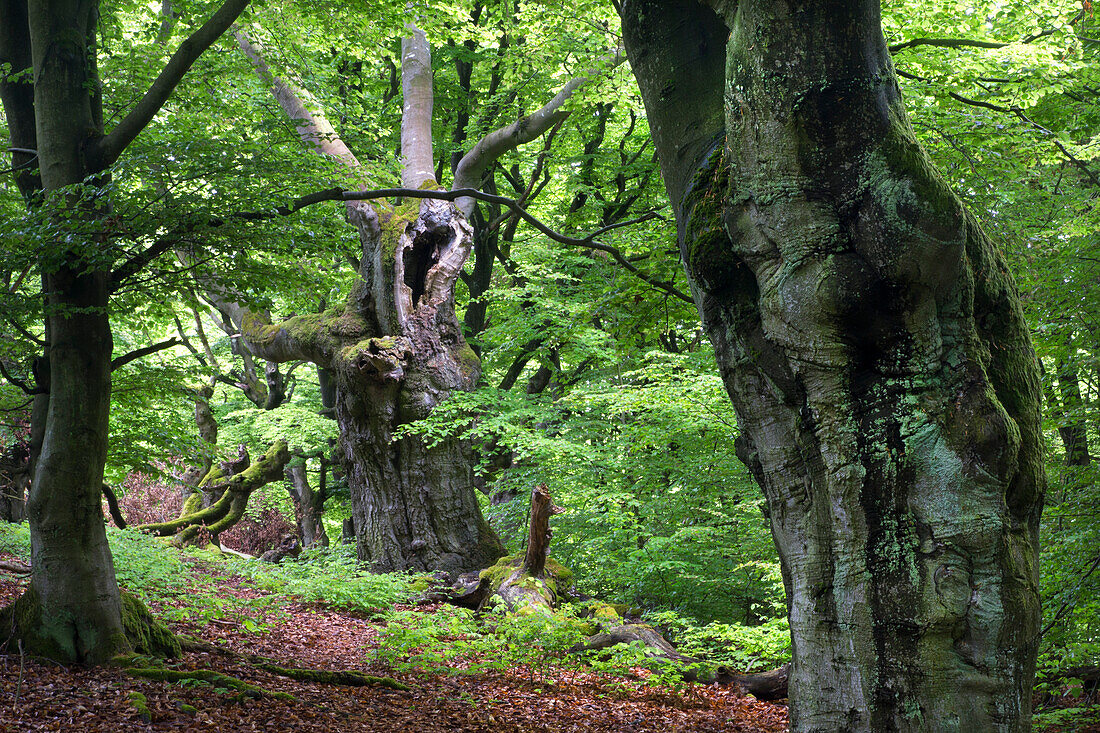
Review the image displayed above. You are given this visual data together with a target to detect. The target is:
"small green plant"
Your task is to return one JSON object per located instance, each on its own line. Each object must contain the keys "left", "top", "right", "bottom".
{"left": 643, "top": 609, "right": 791, "bottom": 672}
{"left": 0, "top": 521, "right": 31, "bottom": 560}
{"left": 226, "top": 544, "right": 415, "bottom": 614}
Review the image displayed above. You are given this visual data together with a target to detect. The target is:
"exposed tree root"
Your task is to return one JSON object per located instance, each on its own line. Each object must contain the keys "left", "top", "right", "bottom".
{"left": 123, "top": 666, "right": 297, "bottom": 701}
{"left": 256, "top": 663, "right": 409, "bottom": 690}
{"left": 0, "top": 560, "right": 30, "bottom": 575}
{"left": 177, "top": 634, "right": 408, "bottom": 690}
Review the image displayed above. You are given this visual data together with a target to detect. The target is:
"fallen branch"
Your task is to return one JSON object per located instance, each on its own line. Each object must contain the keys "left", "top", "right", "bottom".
{"left": 0, "top": 560, "right": 30, "bottom": 575}
{"left": 177, "top": 635, "right": 408, "bottom": 690}
{"left": 571, "top": 622, "right": 789, "bottom": 698}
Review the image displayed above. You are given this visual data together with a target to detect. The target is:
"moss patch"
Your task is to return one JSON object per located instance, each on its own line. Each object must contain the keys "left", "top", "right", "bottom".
{"left": 479, "top": 554, "right": 522, "bottom": 588}
{"left": 125, "top": 667, "right": 296, "bottom": 702}
{"left": 120, "top": 591, "right": 181, "bottom": 658}
{"left": 128, "top": 691, "right": 152, "bottom": 723}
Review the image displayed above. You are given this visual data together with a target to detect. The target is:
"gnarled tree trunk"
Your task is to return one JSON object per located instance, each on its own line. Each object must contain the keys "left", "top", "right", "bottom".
{"left": 233, "top": 25, "right": 614, "bottom": 574}
{"left": 623, "top": 1, "right": 1044, "bottom": 730}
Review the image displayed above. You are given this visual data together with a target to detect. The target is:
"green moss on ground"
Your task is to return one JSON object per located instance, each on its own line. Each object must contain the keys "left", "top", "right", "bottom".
{"left": 125, "top": 667, "right": 296, "bottom": 702}
{"left": 128, "top": 691, "right": 152, "bottom": 722}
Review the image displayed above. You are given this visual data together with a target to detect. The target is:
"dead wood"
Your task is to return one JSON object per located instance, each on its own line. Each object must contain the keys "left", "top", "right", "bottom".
{"left": 571, "top": 622, "right": 788, "bottom": 698}
{"left": 0, "top": 560, "right": 30, "bottom": 574}
{"left": 523, "top": 482, "right": 564, "bottom": 577}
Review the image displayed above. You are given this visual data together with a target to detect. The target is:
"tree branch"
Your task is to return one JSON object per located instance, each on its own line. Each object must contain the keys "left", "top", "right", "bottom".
{"left": 228, "top": 186, "right": 690, "bottom": 303}
{"left": 400, "top": 25, "right": 436, "bottom": 188}
{"left": 896, "top": 70, "right": 1100, "bottom": 189}
{"left": 452, "top": 53, "right": 624, "bottom": 216}
{"left": 235, "top": 28, "right": 362, "bottom": 174}
{"left": 889, "top": 13, "right": 1080, "bottom": 55}
{"left": 111, "top": 239, "right": 176, "bottom": 291}
{"left": 0, "top": 360, "right": 43, "bottom": 395}
{"left": 110, "top": 338, "right": 183, "bottom": 372}
{"left": 88, "top": 0, "right": 251, "bottom": 170}
{"left": 890, "top": 37, "right": 1008, "bottom": 53}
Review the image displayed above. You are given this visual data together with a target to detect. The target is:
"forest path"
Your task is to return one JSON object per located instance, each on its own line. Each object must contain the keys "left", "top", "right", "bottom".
{"left": 0, "top": 553, "right": 789, "bottom": 732}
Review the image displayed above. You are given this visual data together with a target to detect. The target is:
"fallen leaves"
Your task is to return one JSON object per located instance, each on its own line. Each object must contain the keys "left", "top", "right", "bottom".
{"left": 0, "top": 554, "right": 789, "bottom": 732}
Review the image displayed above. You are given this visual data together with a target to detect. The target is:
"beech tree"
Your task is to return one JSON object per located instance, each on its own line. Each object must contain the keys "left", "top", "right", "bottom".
{"left": 622, "top": 1, "right": 1045, "bottom": 730}
{"left": 0, "top": 0, "right": 248, "bottom": 664}
{"left": 224, "top": 21, "right": 617, "bottom": 574}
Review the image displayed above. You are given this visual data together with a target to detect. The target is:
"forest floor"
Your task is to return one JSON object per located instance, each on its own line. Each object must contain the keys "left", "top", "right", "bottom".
{"left": 0, "top": 552, "right": 789, "bottom": 733}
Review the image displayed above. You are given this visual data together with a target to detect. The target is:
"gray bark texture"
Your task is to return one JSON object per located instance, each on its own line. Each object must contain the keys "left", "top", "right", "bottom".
{"left": 285, "top": 462, "right": 329, "bottom": 549}
{"left": 622, "top": 1, "right": 1045, "bottom": 730}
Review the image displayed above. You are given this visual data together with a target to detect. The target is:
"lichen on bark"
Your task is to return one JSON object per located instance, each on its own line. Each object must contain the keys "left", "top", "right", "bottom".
{"left": 624, "top": 0, "right": 1044, "bottom": 729}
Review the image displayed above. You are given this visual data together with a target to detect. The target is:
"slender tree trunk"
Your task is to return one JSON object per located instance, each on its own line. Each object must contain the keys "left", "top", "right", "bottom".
{"left": 285, "top": 461, "right": 329, "bottom": 549}
{"left": 7, "top": 0, "right": 129, "bottom": 664}
{"left": 0, "top": 0, "right": 247, "bottom": 664}
{"left": 623, "top": 1, "right": 1044, "bottom": 730}
{"left": 1055, "top": 357, "right": 1091, "bottom": 466}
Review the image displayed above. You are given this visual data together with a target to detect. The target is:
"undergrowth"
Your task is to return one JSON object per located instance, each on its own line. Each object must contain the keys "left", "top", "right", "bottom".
{"left": 225, "top": 543, "right": 415, "bottom": 614}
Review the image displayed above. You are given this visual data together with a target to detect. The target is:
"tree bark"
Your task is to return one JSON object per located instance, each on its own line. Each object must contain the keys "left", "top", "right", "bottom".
{"left": 623, "top": 1, "right": 1044, "bottom": 730}
{"left": 0, "top": 0, "right": 248, "bottom": 665}
{"left": 285, "top": 461, "right": 329, "bottom": 549}
{"left": 523, "top": 483, "right": 563, "bottom": 577}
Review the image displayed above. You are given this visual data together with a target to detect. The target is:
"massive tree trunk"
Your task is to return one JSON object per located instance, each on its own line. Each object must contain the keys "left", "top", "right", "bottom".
{"left": 234, "top": 28, "right": 501, "bottom": 574}
{"left": 622, "top": 1, "right": 1044, "bottom": 730}
{"left": 0, "top": 0, "right": 248, "bottom": 664}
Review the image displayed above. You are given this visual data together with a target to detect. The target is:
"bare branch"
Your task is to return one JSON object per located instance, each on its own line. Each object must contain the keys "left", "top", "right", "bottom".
{"left": 110, "top": 338, "right": 183, "bottom": 372}
{"left": 400, "top": 25, "right": 436, "bottom": 188}
{"left": 235, "top": 29, "right": 363, "bottom": 174}
{"left": 452, "top": 53, "right": 624, "bottom": 216}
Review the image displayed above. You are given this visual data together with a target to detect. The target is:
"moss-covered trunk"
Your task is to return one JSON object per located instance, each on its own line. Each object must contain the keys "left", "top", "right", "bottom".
{"left": 243, "top": 200, "right": 503, "bottom": 574}
{"left": 337, "top": 386, "right": 500, "bottom": 573}
{"left": 623, "top": 1, "right": 1044, "bottom": 730}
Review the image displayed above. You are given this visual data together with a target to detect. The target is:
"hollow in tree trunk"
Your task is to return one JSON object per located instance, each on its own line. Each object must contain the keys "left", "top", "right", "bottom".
{"left": 232, "top": 24, "right": 608, "bottom": 574}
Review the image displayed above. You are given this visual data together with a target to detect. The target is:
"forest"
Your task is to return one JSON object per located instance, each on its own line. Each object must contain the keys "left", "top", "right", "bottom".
{"left": 0, "top": 0, "right": 1097, "bottom": 730}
